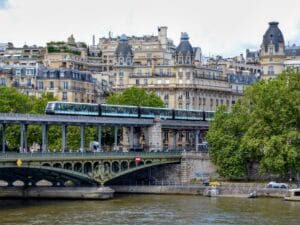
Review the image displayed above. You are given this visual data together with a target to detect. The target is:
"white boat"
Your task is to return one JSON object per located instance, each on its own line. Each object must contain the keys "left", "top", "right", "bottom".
{"left": 284, "top": 189, "right": 300, "bottom": 201}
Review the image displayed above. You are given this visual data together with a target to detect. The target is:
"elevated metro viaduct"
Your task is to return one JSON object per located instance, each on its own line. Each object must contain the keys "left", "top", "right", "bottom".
{"left": 0, "top": 113, "right": 209, "bottom": 153}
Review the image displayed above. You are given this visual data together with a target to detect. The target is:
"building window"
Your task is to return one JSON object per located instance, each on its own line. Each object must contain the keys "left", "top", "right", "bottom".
{"left": 27, "top": 78, "right": 31, "bottom": 87}
{"left": 144, "top": 79, "right": 148, "bottom": 85}
{"left": 159, "top": 68, "right": 163, "bottom": 76}
{"left": 119, "top": 57, "right": 124, "bottom": 65}
{"left": 119, "top": 69, "right": 124, "bottom": 77}
{"left": 186, "top": 56, "right": 190, "bottom": 64}
{"left": 178, "top": 103, "right": 182, "bottom": 109}
{"left": 167, "top": 68, "right": 171, "bottom": 76}
{"left": 210, "top": 98, "right": 213, "bottom": 106}
{"left": 0, "top": 78, "right": 6, "bottom": 86}
{"left": 145, "top": 68, "right": 150, "bottom": 76}
{"left": 137, "top": 69, "right": 142, "bottom": 76}
{"left": 216, "top": 99, "right": 219, "bottom": 107}
{"left": 178, "top": 131, "right": 182, "bottom": 142}
{"left": 136, "top": 79, "right": 140, "bottom": 85}
{"left": 268, "top": 66, "right": 274, "bottom": 75}
{"left": 62, "top": 92, "right": 67, "bottom": 101}
{"left": 178, "top": 56, "right": 183, "bottom": 64}
{"left": 63, "top": 81, "right": 68, "bottom": 90}
{"left": 38, "top": 81, "right": 44, "bottom": 90}
{"left": 186, "top": 91, "right": 190, "bottom": 100}
{"left": 164, "top": 91, "right": 169, "bottom": 100}
{"left": 178, "top": 91, "right": 182, "bottom": 99}
{"left": 126, "top": 57, "right": 131, "bottom": 65}
{"left": 186, "top": 103, "right": 190, "bottom": 110}
{"left": 49, "top": 81, "right": 54, "bottom": 89}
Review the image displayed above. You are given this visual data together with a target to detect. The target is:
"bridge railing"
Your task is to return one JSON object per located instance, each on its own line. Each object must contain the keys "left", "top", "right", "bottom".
{"left": 0, "top": 151, "right": 183, "bottom": 159}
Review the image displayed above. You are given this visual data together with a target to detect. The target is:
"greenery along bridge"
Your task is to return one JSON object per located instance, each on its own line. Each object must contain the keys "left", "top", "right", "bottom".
{"left": 0, "top": 152, "right": 182, "bottom": 187}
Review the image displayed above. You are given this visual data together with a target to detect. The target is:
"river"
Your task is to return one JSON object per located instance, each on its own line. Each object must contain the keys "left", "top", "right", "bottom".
{"left": 0, "top": 195, "right": 299, "bottom": 225}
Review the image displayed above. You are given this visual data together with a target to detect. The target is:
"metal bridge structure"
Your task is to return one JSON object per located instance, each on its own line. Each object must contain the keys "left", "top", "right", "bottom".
{"left": 0, "top": 113, "right": 210, "bottom": 188}
{"left": 0, "top": 152, "right": 182, "bottom": 186}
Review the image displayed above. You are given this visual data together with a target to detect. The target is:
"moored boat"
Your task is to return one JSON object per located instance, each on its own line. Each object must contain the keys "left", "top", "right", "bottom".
{"left": 284, "top": 189, "right": 300, "bottom": 201}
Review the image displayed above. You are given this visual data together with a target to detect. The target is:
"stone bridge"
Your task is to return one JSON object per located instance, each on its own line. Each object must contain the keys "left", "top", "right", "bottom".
{"left": 0, "top": 152, "right": 182, "bottom": 187}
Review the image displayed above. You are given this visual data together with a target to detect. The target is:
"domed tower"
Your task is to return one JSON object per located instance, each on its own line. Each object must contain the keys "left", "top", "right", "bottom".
{"left": 115, "top": 34, "right": 133, "bottom": 66}
{"left": 175, "top": 32, "right": 194, "bottom": 65}
{"left": 260, "top": 22, "right": 286, "bottom": 79}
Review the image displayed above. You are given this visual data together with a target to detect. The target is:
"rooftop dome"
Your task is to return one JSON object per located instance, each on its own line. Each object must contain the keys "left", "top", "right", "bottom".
{"left": 176, "top": 32, "right": 193, "bottom": 56}
{"left": 115, "top": 34, "right": 132, "bottom": 57}
{"left": 262, "top": 22, "right": 284, "bottom": 52}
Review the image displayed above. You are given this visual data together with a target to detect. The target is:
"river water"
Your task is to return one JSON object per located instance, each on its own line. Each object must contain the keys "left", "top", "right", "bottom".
{"left": 0, "top": 195, "right": 299, "bottom": 225}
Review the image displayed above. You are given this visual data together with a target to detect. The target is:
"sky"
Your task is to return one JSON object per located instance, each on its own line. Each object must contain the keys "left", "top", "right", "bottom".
{"left": 1, "top": 0, "right": 300, "bottom": 57}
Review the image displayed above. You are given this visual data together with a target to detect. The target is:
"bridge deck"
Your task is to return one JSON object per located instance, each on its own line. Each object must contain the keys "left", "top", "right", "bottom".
{"left": 0, "top": 113, "right": 209, "bottom": 128}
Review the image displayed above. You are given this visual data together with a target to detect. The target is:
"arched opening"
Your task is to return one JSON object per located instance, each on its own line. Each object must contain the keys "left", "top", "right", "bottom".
{"left": 93, "top": 162, "right": 100, "bottom": 171}
{"left": 63, "top": 163, "right": 72, "bottom": 170}
{"left": 42, "top": 163, "right": 51, "bottom": 167}
{"left": 12, "top": 180, "right": 24, "bottom": 187}
{"left": 104, "top": 162, "right": 110, "bottom": 173}
{"left": 139, "top": 161, "right": 145, "bottom": 166}
{"left": 0, "top": 180, "right": 8, "bottom": 187}
{"left": 64, "top": 180, "right": 75, "bottom": 187}
{"left": 53, "top": 163, "right": 62, "bottom": 168}
{"left": 146, "top": 160, "right": 152, "bottom": 165}
{"left": 74, "top": 162, "right": 82, "bottom": 172}
{"left": 36, "top": 179, "right": 53, "bottom": 187}
{"left": 121, "top": 161, "right": 128, "bottom": 171}
{"left": 84, "top": 162, "right": 92, "bottom": 174}
{"left": 129, "top": 161, "right": 136, "bottom": 168}
{"left": 112, "top": 161, "right": 120, "bottom": 173}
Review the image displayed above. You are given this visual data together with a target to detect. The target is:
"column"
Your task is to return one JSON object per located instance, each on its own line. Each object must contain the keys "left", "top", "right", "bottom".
{"left": 62, "top": 124, "right": 67, "bottom": 153}
{"left": 24, "top": 124, "right": 28, "bottom": 152}
{"left": 98, "top": 125, "right": 102, "bottom": 151}
{"left": 42, "top": 123, "right": 48, "bottom": 153}
{"left": 1, "top": 124, "right": 5, "bottom": 153}
{"left": 173, "top": 130, "right": 177, "bottom": 150}
{"left": 114, "top": 126, "right": 118, "bottom": 150}
{"left": 80, "top": 125, "right": 85, "bottom": 152}
{"left": 130, "top": 126, "right": 134, "bottom": 149}
{"left": 20, "top": 123, "right": 25, "bottom": 153}
{"left": 195, "top": 130, "right": 199, "bottom": 152}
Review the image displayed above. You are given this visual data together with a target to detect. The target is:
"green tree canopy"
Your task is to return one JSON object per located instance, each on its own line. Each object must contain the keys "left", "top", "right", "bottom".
{"left": 206, "top": 70, "right": 300, "bottom": 179}
{"left": 106, "top": 87, "right": 164, "bottom": 107}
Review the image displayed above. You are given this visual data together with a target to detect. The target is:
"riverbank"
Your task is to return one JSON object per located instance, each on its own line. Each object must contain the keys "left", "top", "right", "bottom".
{"left": 111, "top": 184, "right": 289, "bottom": 198}
{"left": 0, "top": 186, "right": 114, "bottom": 199}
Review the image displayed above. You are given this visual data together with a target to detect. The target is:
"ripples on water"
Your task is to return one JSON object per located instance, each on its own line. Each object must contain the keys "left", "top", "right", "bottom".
{"left": 0, "top": 195, "right": 299, "bottom": 225}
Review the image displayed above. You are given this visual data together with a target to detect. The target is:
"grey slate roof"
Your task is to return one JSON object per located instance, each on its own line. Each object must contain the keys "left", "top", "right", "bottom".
{"left": 227, "top": 73, "right": 258, "bottom": 85}
{"left": 262, "top": 22, "right": 284, "bottom": 52}
{"left": 176, "top": 32, "right": 193, "bottom": 56}
{"left": 115, "top": 34, "right": 133, "bottom": 57}
{"left": 285, "top": 44, "right": 300, "bottom": 57}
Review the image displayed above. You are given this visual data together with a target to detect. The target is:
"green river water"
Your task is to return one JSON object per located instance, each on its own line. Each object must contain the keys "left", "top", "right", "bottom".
{"left": 0, "top": 195, "right": 299, "bottom": 225}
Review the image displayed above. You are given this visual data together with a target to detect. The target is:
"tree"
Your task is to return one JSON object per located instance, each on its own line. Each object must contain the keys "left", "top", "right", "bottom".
{"left": 106, "top": 87, "right": 164, "bottom": 107}
{"left": 206, "top": 70, "right": 300, "bottom": 179}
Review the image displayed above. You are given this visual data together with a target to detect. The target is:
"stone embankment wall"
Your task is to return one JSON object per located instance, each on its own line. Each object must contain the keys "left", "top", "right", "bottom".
{"left": 112, "top": 185, "right": 289, "bottom": 198}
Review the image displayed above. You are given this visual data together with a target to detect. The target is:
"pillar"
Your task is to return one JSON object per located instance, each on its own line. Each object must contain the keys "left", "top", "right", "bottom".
{"left": 147, "top": 117, "right": 162, "bottom": 151}
{"left": 195, "top": 130, "right": 199, "bottom": 151}
{"left": 20, "top": 123, "right": 26, "bottom": 153}
{"left": 80, "top": 125, "right": 85, "bottom": 152}
{"left": 1, "top": 124, "right": 5, "bottom": 153}
{"left": 130, "top": 126, "right": 134, "bottom": 149}
{"left": 114, "top": 126, "right": 118, "bottom": 150}
{"left": 98, "top": 125, "right": 102, "bottom": 151}
{"left": 24, "top": 124, "right": 28, "bottom": 152}
{"left": 62, "top": 124, "right": 67, "bottom": 153}
{"left": 42, "top": 123, "right": 48, "bottom": 153}
{"left": 173, "top": 130, "right": 177, "bottom": 150}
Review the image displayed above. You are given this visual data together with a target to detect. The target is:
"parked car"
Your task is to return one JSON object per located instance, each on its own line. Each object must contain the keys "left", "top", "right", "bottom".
{"left": 267, "top": 181, "right": 288, "bottom": 189}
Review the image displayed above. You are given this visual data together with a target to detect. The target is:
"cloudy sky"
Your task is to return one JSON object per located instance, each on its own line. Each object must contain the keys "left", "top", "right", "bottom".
{"left": 1, "top": 0, "right": 300, "bottom": 57}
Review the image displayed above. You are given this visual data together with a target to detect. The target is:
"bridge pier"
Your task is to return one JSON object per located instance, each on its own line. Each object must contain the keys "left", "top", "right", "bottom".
{"left": 195, "top": 130, "right": 199, "bottom": 151}
{"left": 1, "top": 124, "right": 5, "bottom": 153}
{"left": 145, "top": 117, "right": 162, "bottom": 151}
{"left": 114, "top": 126, "right": 118, "bottom": 150}
{"left": 98, "top": 126, "right": 102, "bottom": 151}
{"left": 80, "top": 125, "right": 85, "bottom": 152}
{"left": 42, "top": 123, "right": 48, "bottom": 153}
{"left": 62, "top": 124, "right": 67, "bottom": 153}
